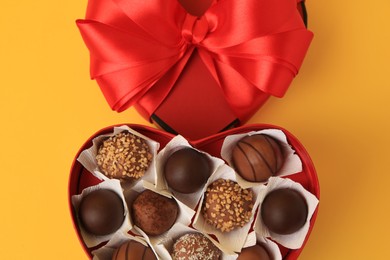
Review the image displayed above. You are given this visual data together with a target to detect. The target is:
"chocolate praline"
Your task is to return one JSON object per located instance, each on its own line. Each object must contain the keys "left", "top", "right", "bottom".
{"left": 78, "top": 189, "right": 124, "bottom": 236}
{"left": 261, "top": 188, "right": 308, "bottom": 235}
{"left": 96, "top": 132, "right": 153, "bottom": 181}
{"left": 164, "top": 148, "right": 211, "bottom": 193}
{"left": 231, "top": 134, "right": 284, "bottom": 182}
{"left": 112, "top": 240, "right": 157, "bottom": 260}
{"left": 237, "top": 244, "right": 271, "bottom": 260}
{"left": 203, "top": 179, "right": 254, "bottom": 232}
{"left": 132, "top": 190, "right": 178, "bottom": 236}
{"left": 172, "top": 233, "right": 221, "bottom": 260}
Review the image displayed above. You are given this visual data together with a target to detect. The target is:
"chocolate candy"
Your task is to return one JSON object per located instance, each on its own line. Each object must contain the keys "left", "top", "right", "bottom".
{"left": 96, "top": 132, "right": 153, "bottom": 181}
{"left": 261, "top": 188, "right": 308, "bottom": 235}
{"left": 172, "top": 233, "right": 221, "bottom": 260}
{"left": 203, "top": 179, "right": 254, "bottom": 232}
{"left": 112, "top": 240, "right": 157, "bottom": 260}
{"left": 237, "top": 244, "right": 271, "bottom": 260}
{"left": 231, "top": 134, "right": 284, "bottom": 182}
{"left": 132, "top": 190, "right": 178, "bottom": 236}
{"left": 164, "top": 148, "right": 211, "bottom": 193}
{"left": 78, "top": 189, "right": 124, "bottom": 236}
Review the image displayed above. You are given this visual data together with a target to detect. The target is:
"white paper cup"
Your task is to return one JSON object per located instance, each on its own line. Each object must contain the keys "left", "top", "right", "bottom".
{"left": 193, "top": 164, "right": 266, "bottom": 253}
{"left": 71, "top": 179, "right": 132, "bottom": 248}
{"left": 254, "top": 177, "right": 319, "bottom": 249}
{"left": 77, "top": 125, "right": 160, "bottom": 191}
{"left": 221, "top": 129, "right": 303, "bottom": 188}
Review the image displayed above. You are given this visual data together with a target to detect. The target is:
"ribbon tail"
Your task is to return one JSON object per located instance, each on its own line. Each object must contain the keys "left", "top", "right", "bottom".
{"left": 211, "top": 29, "right": 313, "bottom": 98}
{"left": 95, "top": 62, "right": 177, "bottom": 112}
{"left": 136, "top": 48, "right": 195, "bottom": 119}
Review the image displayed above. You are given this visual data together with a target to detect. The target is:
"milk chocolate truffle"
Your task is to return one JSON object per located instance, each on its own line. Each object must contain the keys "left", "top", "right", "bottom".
{"left": 132, "top": 190, "right": 178, "bottom": 236}
{"left": 261, "top": 188, "right": 308, "bottom": 235}
{"left": 232, "top": 134, "right": 284, "bottom": 182}
{"left": 203, "top": 179, "right": 254, "bottom": 232}
{"left": 237, "top": 244, "right": 271, "bottom": 260}
{"left": 96, "top": 132, "right": 153, "bottom": 181}
{"left": 164, "top": 148, "right": 211, "bottom": 193}
{"left": 78, "top": 189, "right": 124, "bottom": 236}
{"left": 112, "top": 240, "right": 157, "bottom": 260}
{"left": 172, "top": 233, "right": 221, "bottom": 260}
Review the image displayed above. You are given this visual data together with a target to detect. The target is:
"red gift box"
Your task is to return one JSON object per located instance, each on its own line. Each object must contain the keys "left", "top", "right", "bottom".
{"left": 77, "top": 0, "right": 313, "bottom": 140}
{"left": 72, "top": 1, "right": 319, "bottom": 258}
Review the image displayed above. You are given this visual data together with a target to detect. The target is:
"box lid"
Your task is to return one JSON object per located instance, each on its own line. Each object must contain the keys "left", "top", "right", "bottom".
{"left": 77, "top": 0, "right": 313, "bottom": 140}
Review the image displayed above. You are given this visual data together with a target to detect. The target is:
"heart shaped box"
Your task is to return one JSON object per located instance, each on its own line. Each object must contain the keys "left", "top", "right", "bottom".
{"left": 77, "top": 0, "right": 313, "bottom": 140}
{"left": 69, "top": 124, "right": 320, "bottom": 259}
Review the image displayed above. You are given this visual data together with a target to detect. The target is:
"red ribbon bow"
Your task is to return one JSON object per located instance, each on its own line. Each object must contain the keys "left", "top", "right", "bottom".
{"left": 77, "top": 0, "right": 313, "bottom": 121}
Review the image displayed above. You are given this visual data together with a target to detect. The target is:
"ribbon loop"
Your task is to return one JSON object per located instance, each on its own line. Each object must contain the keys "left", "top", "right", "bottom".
{"left": 182, "top": 14, "right": 209, "bottom": 45}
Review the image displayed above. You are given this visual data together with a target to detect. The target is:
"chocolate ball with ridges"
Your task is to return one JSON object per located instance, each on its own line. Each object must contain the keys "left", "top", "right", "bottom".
{"left": 112, "top": 240, "right": 157, "bottom": 260}
{"left": 232, "top": 134, "right": 284, "bottom": 182}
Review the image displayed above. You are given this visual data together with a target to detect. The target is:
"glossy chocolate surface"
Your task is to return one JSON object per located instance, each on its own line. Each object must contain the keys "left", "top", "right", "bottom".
{"left": 237, "top": 244, "right": 271, "bottom": 260}
{"left": 261, "top": 188, "right": 308, "bottom": 235}
{"left": 112, "top": 240, "right": 157, "bottom": 260}
{"left": 78, "top": 189, "right": 124, "bottom": 236}
{"left": 232, "top": 134, "right": 284, "bottom": 182}
{"left": 164, "top": 148, "right": 211, "bottom": 193}
{"left": 132, "top": 190, "right": 178, "bottom": 236}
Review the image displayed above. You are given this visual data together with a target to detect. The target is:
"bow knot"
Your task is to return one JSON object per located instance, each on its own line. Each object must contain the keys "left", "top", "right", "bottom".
{"left": 182, "top": 15, "right": 209, "bottom": 45}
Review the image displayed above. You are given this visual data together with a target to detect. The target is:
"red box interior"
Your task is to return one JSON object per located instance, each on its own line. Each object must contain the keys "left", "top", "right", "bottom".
{"left": 69, "top": 124, "right": 320, "bottom": 260}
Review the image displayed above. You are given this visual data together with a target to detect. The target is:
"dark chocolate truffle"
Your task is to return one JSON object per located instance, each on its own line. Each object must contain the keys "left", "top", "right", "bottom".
{"left": 203, "top": 179, "right": 254, "bottom": 232}
{"left": 78, "top": 189, "right": 124, "bottom": 236}
{"left": 172, "top": 233, "right": 221, "bottom": 260}
{"left": 96, "top": 132, "right": 153, "bottom": 181}
{"left": 164, "top": 148, "right": 211, "bottom": 194}
{"left": 112, "top": 240, "right": 157, "bottom": 260}
{"left": 237, "top": 244, "right": 271, "bottom": 260}
{"left": 261, "top": 188, "right": 308, "bottom": 235}
{"left": 232, "top": 134, "right": 284, "bottom": 182}
{"left": 132, "top": 190, "right": 178, "bottom": 236}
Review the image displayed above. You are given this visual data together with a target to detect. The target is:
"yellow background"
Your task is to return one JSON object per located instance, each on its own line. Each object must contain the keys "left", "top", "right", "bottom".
{"left": 1, "top": 0, "right": 389, "bottom": 259}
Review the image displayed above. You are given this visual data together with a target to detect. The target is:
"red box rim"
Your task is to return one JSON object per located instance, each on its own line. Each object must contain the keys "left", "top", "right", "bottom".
{"left": 68, "top": 123, "right": 320, "bottom": 259}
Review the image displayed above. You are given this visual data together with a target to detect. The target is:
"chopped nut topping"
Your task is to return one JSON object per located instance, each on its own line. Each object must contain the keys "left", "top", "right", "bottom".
{"left": 202, "top": 179, "right": 254, "bottom": 232}
{"left": 96, "top": 132, "right": 152, "bottom": 181}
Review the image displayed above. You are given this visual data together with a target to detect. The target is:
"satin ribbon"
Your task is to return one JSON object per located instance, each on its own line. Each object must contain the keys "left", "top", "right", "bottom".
{"left": 77, "top": 0, "right": 313, "bottom": 121}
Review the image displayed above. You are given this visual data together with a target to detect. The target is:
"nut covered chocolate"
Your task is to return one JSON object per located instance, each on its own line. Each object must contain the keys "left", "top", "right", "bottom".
{"left": 232, "top": 134, "right": 284, "bottom": 182}
{"left": 202, "top": 179, "right": 254, "bottom": 232}
{"left": 261, "top": 188, "right": 308, "bottom": 235}
{"left": 78, "top": 189, "right": 124, "bottom": 236}
{"left": 96, "top": 132, "right": 152, "bottom": 181}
